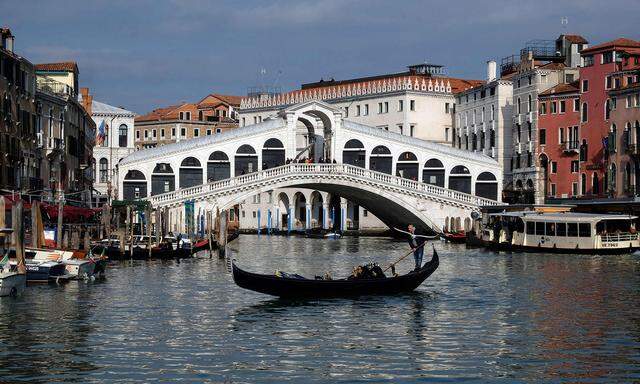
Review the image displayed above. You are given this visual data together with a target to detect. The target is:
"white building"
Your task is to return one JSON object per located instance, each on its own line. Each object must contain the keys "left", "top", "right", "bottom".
{"left": 454, "top": 60, "right": 514, "bottom": 186}
{"left": 239, "top": 63, "right": 483, "bottom": 146}
{"left": 79, "top": 88, "right": 136, "bottom": 205}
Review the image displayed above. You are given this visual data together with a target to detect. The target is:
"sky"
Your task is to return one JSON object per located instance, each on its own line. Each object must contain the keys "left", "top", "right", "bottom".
{"left": 2, "top": 0, "right": 640, "bottom": 114}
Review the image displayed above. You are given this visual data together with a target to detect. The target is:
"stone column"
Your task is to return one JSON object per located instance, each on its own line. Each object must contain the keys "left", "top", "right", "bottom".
{"left": 322, "top": 202, "right": 329, "bottom": 229}
{"left": 305, "top": 202, "right": 311, "bottom": 229}
{"left": 340, "top": 198, "right": 348, "bottom": 232}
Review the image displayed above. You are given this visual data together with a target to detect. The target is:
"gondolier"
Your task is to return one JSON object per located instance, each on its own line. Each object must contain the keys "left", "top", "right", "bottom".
{"left": 407, "top": 224, "right": 426, "bottom": 271}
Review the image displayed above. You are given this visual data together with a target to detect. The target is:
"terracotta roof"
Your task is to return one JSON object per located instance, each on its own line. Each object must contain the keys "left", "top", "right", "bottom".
{"left": 581, "top": 38, "right": 640, "bottom": 54}
{"left": 135, "top": 104, "right": 183, "bottom": 122}
{"left": 539, "top": 81, "right": 579, "bottom": 96}
{"left": 35, "top": 62, "right": 78, "bottom": 72}
{"left": 538, "top": 62, "right": 566, "bottom": 70}
{"left": 196, "top": 94, "right": 242, "bottom": 107}
{"left": 561, "top": 34, "right": 588, "bottom": 44}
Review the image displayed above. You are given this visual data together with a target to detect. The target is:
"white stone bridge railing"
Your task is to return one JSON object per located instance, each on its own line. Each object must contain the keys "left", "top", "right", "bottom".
{"left": 146, "top": 163, "right": 500, "bottom": 209}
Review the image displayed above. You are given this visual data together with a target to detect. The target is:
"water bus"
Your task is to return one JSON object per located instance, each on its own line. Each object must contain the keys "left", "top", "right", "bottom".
{"left": 480, "top": 210, "right": 639, "bottom": 254}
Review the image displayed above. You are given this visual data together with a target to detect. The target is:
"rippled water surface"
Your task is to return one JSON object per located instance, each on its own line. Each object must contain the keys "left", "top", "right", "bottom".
{"left": 1, "top": 235, "right": 640, "bottom": 383}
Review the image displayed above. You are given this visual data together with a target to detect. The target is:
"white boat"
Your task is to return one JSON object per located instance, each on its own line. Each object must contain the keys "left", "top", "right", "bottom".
{"left": 481, "top": 209, "right": 639, "bottom": 254}
{"left": 0, "top": 228, "right": 26, "bottom": 297}
{"left": 28, "top": 249, "right": 96, "bottom": 280}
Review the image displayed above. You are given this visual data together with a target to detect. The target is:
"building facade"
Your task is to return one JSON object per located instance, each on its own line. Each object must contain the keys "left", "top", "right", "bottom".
{"left": 505, "top": 35, "right": 586, "bottom": 203}
{"left": 239, "top": 63, "right": 483, "bottom": 147}
{"left": 453, "top": 60, "right": 513, "bottom": 186}
{"left": 0, "top": 28, "right": 39, "bottom": 193}
{"left": 579, "top": 38, "right": 640, "bottom": 198}
{"left": 78, "top": 88, "right": 136, "bottom": 205}
{"left": 35, "top": 63, "right": 96, "bottom": 205}
{"left": 537, "top": 82, "right": 581, "bottom": 198}
{"left": 134, "top": 94, "right": 240, "bottom": 149}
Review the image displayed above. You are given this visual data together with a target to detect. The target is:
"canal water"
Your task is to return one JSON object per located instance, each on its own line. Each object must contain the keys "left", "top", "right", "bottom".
{"left": 1, "top": 235, "right": 640, "bottom": 383}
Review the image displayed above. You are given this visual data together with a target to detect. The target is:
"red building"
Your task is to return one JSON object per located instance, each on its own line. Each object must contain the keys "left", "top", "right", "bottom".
{"left": 537, "top": 82, "right": 581, "bottom": 198}
{"left": 578, "top": 38, "right": 640, "bottom": 197}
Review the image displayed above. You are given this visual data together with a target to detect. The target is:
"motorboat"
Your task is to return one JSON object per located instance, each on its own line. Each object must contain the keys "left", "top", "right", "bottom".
{"left": 481, "top": 210, "right": 640, "bottom": 254}
{"left": 232, "top": 248, "right": 439, "bottom": 298}
{"left": 0, "top": 228, "right": 26, "bottom": 297}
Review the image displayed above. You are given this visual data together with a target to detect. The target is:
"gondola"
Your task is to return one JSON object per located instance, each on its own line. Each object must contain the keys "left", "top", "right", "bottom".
{"left": 441, "top": 231, "right": 466, "bottom": 244}
{"left": 231, "top": 248, "right": 439, "bottom": 298}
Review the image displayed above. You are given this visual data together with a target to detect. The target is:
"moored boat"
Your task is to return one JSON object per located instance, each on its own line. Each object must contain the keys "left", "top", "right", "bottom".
{"left": 232, "top": 248, "right": 439, "bottom": 298}
{"left": 441, "top": 231, "right": 466, "bottom": 243}
{"left": 481, "top": 210, "right": 639, "bottom": 254}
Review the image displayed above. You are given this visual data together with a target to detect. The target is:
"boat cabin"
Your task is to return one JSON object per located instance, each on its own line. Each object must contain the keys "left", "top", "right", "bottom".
{"left": 482, "top": 211, "right": 639, "bottom": 252}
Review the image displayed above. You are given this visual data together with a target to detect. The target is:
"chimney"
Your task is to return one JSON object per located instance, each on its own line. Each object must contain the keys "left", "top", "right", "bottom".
{"left": 80, "top": 87, "right": 92, "bottom": 115}
{"left": 486, "top": 60, "right": 497, "bottom": 82}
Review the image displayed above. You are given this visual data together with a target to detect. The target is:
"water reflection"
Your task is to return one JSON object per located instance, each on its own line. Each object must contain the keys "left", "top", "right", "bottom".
{"left": 0, "top": 235, "right": 638, "bottom": 382}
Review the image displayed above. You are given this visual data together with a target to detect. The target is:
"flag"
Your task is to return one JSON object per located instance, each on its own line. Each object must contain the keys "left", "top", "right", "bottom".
{"left": 0, "top": 253, "right": 8, "bottom": 269}
{"left": 96, "top": 120, "right": 107, "bottom": 145}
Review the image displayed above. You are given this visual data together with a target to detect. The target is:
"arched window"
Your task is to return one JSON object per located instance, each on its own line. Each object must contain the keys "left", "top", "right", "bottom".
{"left": 342, "top": 139, "right": 365, "bottom": 167}
{"left": 180, "top": 157, "right": 203, "bottom": 188}
{"left": 119, "top": 124, "right": 128, "bottom": 147}
{"left": 593, "top": 173, "right": 600, "bottom": 195}
{"left": 449, "top": 165, "right": 472, "bottom": 194}
{"left": 369, "top": 145, "right": 392, "bottom": 174}
{"left": 581, "top": 173, "right": 587, "bottom": 195}
{"left": 610, "top": 124, "right": 617, "bottom": 153}
{"left": 151, "top": 163, "right": 175, "bottom": 196}
{"left": 235, "top": 144, "right": 258, "bottom": 175}
{"left": 123, "top": 170, "right": 147, "bottom": 200}
{"left": 262, "top": 138, "right": 285, "bottom": 169}
{"left": 99, "top": 158, "right": 108, "bottom": 183}
{"left": 423, "top": 159, "right": 445, "bottom": 187}
{"left": 396, "top": 152, "right": 418, "bottom": 180}
{"left": 207, "top": 151, "right": 230, "bottom": 181}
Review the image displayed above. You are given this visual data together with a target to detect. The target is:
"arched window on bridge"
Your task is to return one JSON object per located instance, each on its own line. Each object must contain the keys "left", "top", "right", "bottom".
{"left": 151, "top": 163, "right": 175, "bottom": 196}
{"left": 179, "top": 157, "right": 203, "bottom": 188}
{"left": 448, "top": 165, "right": 472, "bottom": 194}
{"left": 235, "top": 144, "right": 258, "bottom": 176}
{"left": 207, "top": 151, "right": 230, "bottom": 182}
{"left": 310, "top": 191, "right": 324, "bottom": 229}
{"left": 123, "top": 170, "right": 147, "bottom": 200}
{"left": 396, "top": 152, "right": 418, "bottom": 180}
{"left": 475, "top": 172, "right": 498, "bottom": 200}
{"left": 293, "top": 192, "right": 307, "bottom": 229}
{"left": 422, "top": 158, "right": 445, "bottom": 187}
{"left": 342, "top": 139, "right": 365, "bottom": 168}
{"left": 262, "top": 138, "right": 285, "bottom": 170}
{"left": 369, "top": 145, "right": 392, "bottom": 174}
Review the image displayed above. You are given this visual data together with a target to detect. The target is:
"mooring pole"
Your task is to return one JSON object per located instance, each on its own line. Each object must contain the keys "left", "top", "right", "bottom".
{"left": 13, "top": 201, "right": 26, "bottom": 275}
{"left": 217, "top": 209, "right": 227, "bottom": 259}
{"left": 146, "top": 205, "right": 152, "bottom": 259}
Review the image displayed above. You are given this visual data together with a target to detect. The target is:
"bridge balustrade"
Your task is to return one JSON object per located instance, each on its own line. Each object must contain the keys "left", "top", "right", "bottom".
{"left": 147, "top": 163, "right": 499, "bottom": 208}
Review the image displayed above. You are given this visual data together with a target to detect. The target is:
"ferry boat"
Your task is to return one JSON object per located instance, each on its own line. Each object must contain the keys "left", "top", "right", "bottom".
{"left": 480, "top": 210, "right": 639, "bottom": 254}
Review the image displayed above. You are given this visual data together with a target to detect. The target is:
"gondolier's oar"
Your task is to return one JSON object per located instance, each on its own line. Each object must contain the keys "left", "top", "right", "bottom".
{"left": 383, "top": 240, "right": 429, "bottom": 273}
{"left": 393, "top": 227, "right": 439, "bottom": 239}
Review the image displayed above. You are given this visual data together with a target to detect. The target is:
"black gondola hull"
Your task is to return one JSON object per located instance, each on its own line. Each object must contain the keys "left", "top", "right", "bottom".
{"left": 232, "top": 250, "right": 439, "bottom": 298}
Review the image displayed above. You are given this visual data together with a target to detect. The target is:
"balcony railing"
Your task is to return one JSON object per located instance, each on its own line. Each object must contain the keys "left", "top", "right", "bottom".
{"left": 562, "top": 140, "right": 579, "bottom": 153}
{"left": 600, "top": 232, "right": 639, "bottom": 243}
{"left": 36, "top": 76, "right": 75, "bottom": 97}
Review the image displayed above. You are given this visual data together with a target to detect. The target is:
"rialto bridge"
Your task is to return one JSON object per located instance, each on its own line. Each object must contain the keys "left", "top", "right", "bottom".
{"left": 117, "top": 101, "right": 502, "bottom": 233}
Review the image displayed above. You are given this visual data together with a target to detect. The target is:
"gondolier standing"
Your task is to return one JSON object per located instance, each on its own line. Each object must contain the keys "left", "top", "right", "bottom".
{"left": 407, "top": 224, "right": 426, "bottom": 271}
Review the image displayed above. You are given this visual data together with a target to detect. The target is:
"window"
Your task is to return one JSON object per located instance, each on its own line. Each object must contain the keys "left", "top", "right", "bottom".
{"left": 540, "top": 102, "right": 546, "bottom": 115}
{"left": 198, "top": 110, "right": 203, "bottom": 121}
{"left": 356, "top": 105, "right": 361, "bottom": 116}
{"left": 546, "top": 222, "right": 556, "bottom": 236}
{"left": 181, "top": 128, "right": 186, "bottom": 136}
{"left": 602, "top": 52, "right": 613, "bottom": 64}
{"left": 144, "top": 130, "right": 148, "bottom": 139}
{"left": 579, "top": 223, "right": 591, "bottom": 237}
{"left": 554, "top": 222, "right": 565, "bottom": 236}
{"left": 384, "top": 102, "right": 388, "bottom": 113}
{"left": 535, "top": 222, "right": 545, "bottom": 235}
{"left": 581, "top": 103, "right": 588, "bottom": 122}
{"left": 410, "top": 125, "right": 415, "bottom": 137}
{"left": 363, "top": 210, "right": 368, "bottom": 217}
{"left": 606, "top": 76, "right": 612, "bottom": 89}
{"left": 152, "top": 129, "right": 157, "bottom": 138}
{"left": 567, "top": 223, "right": 578, "bottom": 237}
{"left": 179, "top": 112, "right": 184, "bottom": 120}
{"left": 118, "top": 124, "right": 128, "bottom": 147}
{"left": 517, "top": 97, "right": 521, "bottom": 114}
{"left": 574, "top": 98, "right": 580, "bottom": 112}
{"left": 571, "top": 160, "right": 579, "bottom": 173}
{"left": 344, "top": 106, "right": 349, "bottom": 117}
{"left": 582, "top": 79, "right": 589, "bottom": 92}
{"left": 186, "top": 112, "right": 191, "bottom": 120}
{"left": 551, "top": 101, "right": 557, "bottom": 114}
{"left": 161, "top": 129, "right": 165, "bottom": 138}
{"left": 194, "top": 128, "right": 199, "bottom": 137}
{"left": 550, "top": 183, "right": 557, "bottom": 196}
{"left": 242, "top": 117, "right": 245, "bottom": 126}
{"left": 528, "top": 95, "right": 532, "bottom": 112}
{"left": 364, "top": 104, "right": 369, "bottom": 115}
{"left": 216, "top": 128, "right": 221, "bottom": 134}
{"left": 445, "top": 103, "right": 450, "bottom": 113}
{"left": 206, "top": 129, "right": 212, "bottom": 136}
{"left": 398, "top": 100, "right": 403, "bottom": 111}
{"left": 378, "top": 102, "right": 383, "bottom": 114}
{"left": 99, "top": 158, "right": 108, "bottom": 183}
{"left": 136, "top": 130, "right": 140, "bottom": 139}
{"left": 559, "top": 127, "right": 564, "bottom": 144}
{"left": 539, "top": 129, "right": 546, "bottom": 145}
{"left": 526, "top": 221, "right": 535, "bottom": 234}
{"left": 410, "top": 100, "right": 415, "bottom": 111}
{"left": 583, "top": 55, "right": 594, "bottom": 67}
{"left": 566, "top": 73, "right": 575, "bottom": 83}
{"left": 560, "top": 100, "right": 566, "bottom": 113}
{"left": 164, "top": 181, "right": 170, "bottom": 192}
{"left": 172, "top": 128, "right": 176, "bottom": 137}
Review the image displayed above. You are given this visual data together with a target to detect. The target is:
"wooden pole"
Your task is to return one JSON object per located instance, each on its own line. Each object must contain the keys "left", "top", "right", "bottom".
{"left": 383, "top": 240, "right": 429, "bottom": 273}
{"left": 146, "top": 205, "right": 152, "bottom": 258}
{"left": 207, "top": 210, "right": 213, "bottom": 258}
{"left": 31, "top": 200, "right": 40, "bottom": 248}
{"left": 217, "top": 209, "right": 227, "bottom": 259}
{"left": 125, "top": 206, "right": 131, "bottom": 258}
{"left": 129, "top": 206, "right": 135, "bottom": 260}
{"left": 57, "top": 187, "right": 64, "bottom": 248}
{"left": 0, "top": 196, "right": 5, "bottom": 229}
{"left": 13, "top": 201, "right": 26, "bottom": 274}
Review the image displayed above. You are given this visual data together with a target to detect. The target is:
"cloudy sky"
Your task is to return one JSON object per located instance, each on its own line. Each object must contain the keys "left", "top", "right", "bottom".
{"left": 2, "top": 0, "right": 639, "bottom": 114}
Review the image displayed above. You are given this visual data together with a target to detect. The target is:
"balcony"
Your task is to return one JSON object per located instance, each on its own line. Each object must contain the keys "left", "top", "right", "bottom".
{"left": 562, "top": 140, "right": 579, "bottom": 154}
{"left": 36, "top": 76, "right": 74, "bottom": 97}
